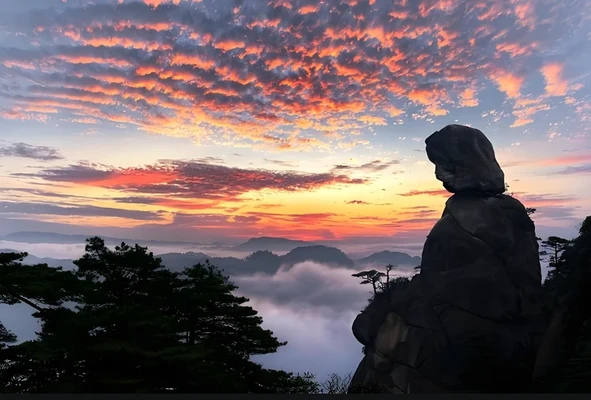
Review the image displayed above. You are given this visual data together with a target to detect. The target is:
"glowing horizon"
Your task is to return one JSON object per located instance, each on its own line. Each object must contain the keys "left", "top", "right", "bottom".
{"left": 0, "top": 0, "right": 589, "bottom": 243}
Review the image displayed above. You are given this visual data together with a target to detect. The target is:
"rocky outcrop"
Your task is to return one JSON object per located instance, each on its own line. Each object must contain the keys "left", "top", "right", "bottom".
{"left": 349, "top": 125, "right": 546, "bottom": 393}
{"left": 425, "top": 124, "right": 505, "bottom": 195}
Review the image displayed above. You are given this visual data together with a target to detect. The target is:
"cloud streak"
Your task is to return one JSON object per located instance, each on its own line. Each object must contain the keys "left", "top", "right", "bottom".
{"left": 0, "top": 142, "right": 63, "bottom": 161}
{"left": 14, "top": 160, "right": 367, "bottom": 204}
{"left": 0, "top": 200, "right": 164, "bottom": 220}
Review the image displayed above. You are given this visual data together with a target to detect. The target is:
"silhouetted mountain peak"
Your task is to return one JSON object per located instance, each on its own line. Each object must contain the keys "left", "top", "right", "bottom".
{"left": 231, "top": 236, "right": 316, "bottom": 252}
{"left": 281, "top": 245, "right": 355, "bottom": 268}
{"left": 357, "top": 250, "right": 421, "bottom": 269}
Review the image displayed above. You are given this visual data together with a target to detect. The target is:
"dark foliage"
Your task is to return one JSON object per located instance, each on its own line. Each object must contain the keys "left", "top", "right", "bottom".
{"left": 538, "top": 223, "right": 591, "bottom": 392}
{"left": 0, "top": 238, "right": 318, "bottom": 393}
{"left": 580, "top": 216, "right": 591, "bottom": 236}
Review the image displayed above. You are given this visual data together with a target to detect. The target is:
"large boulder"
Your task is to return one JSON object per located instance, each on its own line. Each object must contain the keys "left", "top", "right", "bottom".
{"left": 425, "top": 124, "right": 505, "bottom": 195}
{"left": 349, "top": 125, "right": 546, "bottom": 393}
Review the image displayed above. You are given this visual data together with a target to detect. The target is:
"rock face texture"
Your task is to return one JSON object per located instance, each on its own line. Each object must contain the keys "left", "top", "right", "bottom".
{"left": 349, "top": 125, "right": 546, "bottom": 393}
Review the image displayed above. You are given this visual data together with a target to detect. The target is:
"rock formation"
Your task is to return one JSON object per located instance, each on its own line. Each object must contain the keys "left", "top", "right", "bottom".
{"left": 349, "top": 124, "right": 546, "bottom": 393}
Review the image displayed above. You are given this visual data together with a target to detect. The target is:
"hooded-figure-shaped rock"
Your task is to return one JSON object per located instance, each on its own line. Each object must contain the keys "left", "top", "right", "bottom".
{"left": 349, "top": 125, "right": 546, "bottom": 393}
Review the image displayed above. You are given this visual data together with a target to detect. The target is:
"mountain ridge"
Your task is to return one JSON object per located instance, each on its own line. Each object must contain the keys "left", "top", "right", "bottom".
{"left": 356, "top": 250, "right": 421, "bottom": 267}
{"left": 1, "top": 245, "right": 421, "bottom": 276}
{"left": 229, "top": 236, "right": 317, "bottom": 252}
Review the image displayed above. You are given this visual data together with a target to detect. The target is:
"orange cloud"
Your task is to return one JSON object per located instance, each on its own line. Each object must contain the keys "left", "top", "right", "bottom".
{"left": 458, "top": 88, "right": 478, "bottom": 107}
{"left": 142, "top": 0, "right": 182, "bottom": 7}
{"left": 490, "top": 69, "right": 523, "bottom": 98}
{"left": 510, "top": 96, "right": 550, "bottom": 128}
{"left": 496, "top": 41, "right": 538, "bottom": 57}
{"left": 169, "top": 53, "right": 216, "bottom": 70}
{"left": 510, "top": 0, "right": 536, "bottom": 29}
{"left": 385, "top": 105, "right": 404, "bottom": 117}
{"left": 53, "top": 54, "right": 133, "bottom": 68}
{"left": 0, "top": 0, "right": 584, "bottom": 153}
{"left": 215, "top": 39, "right": 246, "bottom": 51}
{"left": 541, "top": 63, "right": 569, "bottom": 96}
{"left": 509, "top": 118, "right": 533, "bottom": 128}
{"left": 359, "top": 115, "right": 387, "bottom": 126}
{"left": 299, "top": 5, "right": 317, "bottom": 14}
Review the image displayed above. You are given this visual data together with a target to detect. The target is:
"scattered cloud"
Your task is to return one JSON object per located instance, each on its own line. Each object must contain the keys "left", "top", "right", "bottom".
{"left": 398, "top": 189, "right": 450, "bottom": 197}
{"left": 556, "top": 164, "right": 591, "bottom": 175}
{"left": 332, "top": 159, "right": 400, "bottom": 173}
{"left": 263, "top": 159, "right": 299, "bottom": 168}
{"left": 0, "top": 0, "right": 586, "bottom": 149}
{"left": 346, "top": 200, "right": 370, "bottom": 205}
{"left": 0, "top": 142, "right": 63, "bottom": 161}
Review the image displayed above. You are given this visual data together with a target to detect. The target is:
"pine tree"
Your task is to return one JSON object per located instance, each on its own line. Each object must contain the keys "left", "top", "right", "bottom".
{"left": 0, "top": 238, "right": 319, "bottom": 393}
{"left": 173, "top": 260, "right": 313, "bottom": 392}
{"left": 538, "top": 216, "right": 591, "bottom": 392}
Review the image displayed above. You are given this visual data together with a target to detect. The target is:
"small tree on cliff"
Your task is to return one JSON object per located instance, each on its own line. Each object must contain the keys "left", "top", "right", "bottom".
{"left": 540, "top": 236, "right": 572, "bottom": 269}
{"left": 352, "top": 265, "right": 412, "bottom": 301}
{"left": 351, "top": 269, "right": 386, "bottom": 294}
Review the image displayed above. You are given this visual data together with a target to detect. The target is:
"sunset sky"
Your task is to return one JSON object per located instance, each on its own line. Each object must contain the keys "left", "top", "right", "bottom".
{"left": 0, "top": 0, "right": 590, "bottom": 245}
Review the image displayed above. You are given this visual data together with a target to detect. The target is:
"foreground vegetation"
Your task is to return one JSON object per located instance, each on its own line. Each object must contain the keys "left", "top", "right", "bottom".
{"left": 0, "top": 238, "right": 325, "bottom": 393}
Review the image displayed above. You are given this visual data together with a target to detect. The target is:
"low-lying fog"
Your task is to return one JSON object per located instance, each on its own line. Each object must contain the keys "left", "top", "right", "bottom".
{"left": 0, "top": 240, "right": 418, "bottom": 380}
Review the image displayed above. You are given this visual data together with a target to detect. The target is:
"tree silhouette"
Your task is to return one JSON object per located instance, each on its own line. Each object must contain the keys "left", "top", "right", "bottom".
{"left": 0, "top": 238, "right": 319, "bottom": 393}
{"left": 540, "top": 236, "right": 572, "bottom": 269}
{"left": 580, "top": 216, "right": 591, "bottom": 236}
{"left": 319, "top": 372, "right": 352, "bottom": 394}
{"left": 0, "top": 323, "right": 15, "bottom": 347}
{"left": 538, "top": 216, "right": 591, "bottom": 392}
{"left": 352, "top": 269, "right": 386, "bottom": 294}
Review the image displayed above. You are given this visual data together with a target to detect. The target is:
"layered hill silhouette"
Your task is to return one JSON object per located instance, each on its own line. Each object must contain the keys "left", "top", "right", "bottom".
{"left": 1, "top": 236, "right": 420, "bottom": 276}
{"left": 160, "top": 245, "right": 355, "bottom": 275}
{"left": 357, "top": 250, "right": 421, "bottom": 267}
{"left": 229, "top": 236, "right": 316, "bottom": 252}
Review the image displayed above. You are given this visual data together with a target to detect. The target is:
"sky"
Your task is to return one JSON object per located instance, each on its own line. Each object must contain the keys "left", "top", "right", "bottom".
{"left": 0, "top": 0, "right": 590, "bottom": 246}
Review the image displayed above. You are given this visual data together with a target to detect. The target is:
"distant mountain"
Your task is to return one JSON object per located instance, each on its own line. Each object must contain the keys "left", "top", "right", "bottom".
{"left": 230, "top": 236, "right": 316, "bottom": 252}
{"left": 0, "top": 231, "right": 200, "bottom": 247}
{"left": 280, "top": 245, "right": 355, "bottom": 268}
{"left": 243, "top": 251, "right": 282, "bottom": 274}
{"left": 157, "top": 252, "right": 211, "bottom": 272}
{"left": 159, "top": 245, "right": 355, "bottom": 275}
{"left": 357, "top": 250, "right": 421, "bottom": 269}
{"left": 0, "top": 245, "right": 418, "bottom": 277}
{"left": 0, "top": 248, "right": 77, "bottom": 270}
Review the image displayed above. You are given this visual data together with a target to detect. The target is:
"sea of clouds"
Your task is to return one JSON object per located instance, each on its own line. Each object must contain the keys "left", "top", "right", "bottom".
{"left": 0, "top": 241, "right": 420, "bottom": 380}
